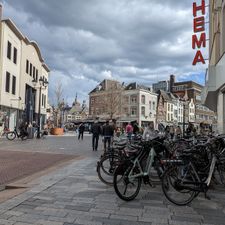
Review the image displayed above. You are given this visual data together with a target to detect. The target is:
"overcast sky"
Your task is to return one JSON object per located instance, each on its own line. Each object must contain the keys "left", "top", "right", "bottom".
{"left": 1, "top": 0, "right": 208, "bottom": 105}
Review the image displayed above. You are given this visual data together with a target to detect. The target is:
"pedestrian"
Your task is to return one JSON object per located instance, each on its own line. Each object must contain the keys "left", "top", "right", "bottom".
{"left": 142, "top": 121, "right": 155, "bottom": 140}
{"left": 91, "top": 120, "right": 101, "bottom": 151}
{"left": 102, "top": 120, "right": 114, "bottom": 152}
{"left": 133, "top": 121, "right": 139, "bottom": 135}
{"left": 19, "top": 120, "right": 28, "bottom": 138}
{"left": 169, "top": 125, "right": 175, "bottom": 140}
{"left": 126, "top": 122, "right": 133, "bottom": 142}
{"left": 175, "top": 125, "right": 182, "bottom": 139}
{"left": 78, "top": 123, "right": 85, "bottom": 140}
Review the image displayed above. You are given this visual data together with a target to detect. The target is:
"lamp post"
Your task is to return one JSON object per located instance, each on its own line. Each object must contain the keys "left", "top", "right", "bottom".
{"left": 32, "top": 77, "right": 48, "bottom": 138}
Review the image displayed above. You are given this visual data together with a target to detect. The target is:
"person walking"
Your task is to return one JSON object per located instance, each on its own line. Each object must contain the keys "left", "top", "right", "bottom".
{"left": 133, "top": 121, "right": 139, "bottom": 135}
{"left": 102, "top": 120, "right": 114, "bottom": 152}
{"left": 91, "top": 120, "right": 101, "bottom": 151}
{"left": 78, "top": 123, "right": 85, "bottom": 140}
{"left": 142, "top": 122, "right": 155, "bottom": 140}
{"left": 126, "top": 122, "right": 133, "bottom": 142}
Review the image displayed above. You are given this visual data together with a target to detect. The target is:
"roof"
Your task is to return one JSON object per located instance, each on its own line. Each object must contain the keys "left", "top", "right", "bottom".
{"left": 125, "top": 82, "right": 151, "bottom": 91}
{"left": 2, "top": 19, "right": 50, "bottom": 72}
{"left": 174, "top": 80, "right": 203, "bottom": 89}
{"left": 157, "top": 90, "right": 180, "bottom": 101}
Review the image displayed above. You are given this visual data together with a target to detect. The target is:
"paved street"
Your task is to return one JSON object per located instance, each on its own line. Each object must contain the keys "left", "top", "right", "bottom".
{"left": 0, "top": 133, "right": 224, "bottom": 225}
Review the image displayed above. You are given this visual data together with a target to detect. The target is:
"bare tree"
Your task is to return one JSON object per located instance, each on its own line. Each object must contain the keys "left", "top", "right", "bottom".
{"left": 105, "top": 83, "right": 123, "bottom": 120}
{"left": 54, "top": 82, "right": 64, "bottom": 127}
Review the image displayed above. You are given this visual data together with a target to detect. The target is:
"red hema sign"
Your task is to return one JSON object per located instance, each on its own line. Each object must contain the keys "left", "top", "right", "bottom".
{"left": 192, "top": 0, "right": 206, "bottom": 65}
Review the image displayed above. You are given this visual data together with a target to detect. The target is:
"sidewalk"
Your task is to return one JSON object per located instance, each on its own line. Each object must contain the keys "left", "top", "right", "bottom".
{"left": 0, "top": 156, "right": 224, "bottom": 225}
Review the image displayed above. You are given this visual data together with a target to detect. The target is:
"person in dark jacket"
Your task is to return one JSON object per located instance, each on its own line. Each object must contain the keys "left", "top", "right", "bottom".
{"left": 78, "top": 123, "right": 85, "bottom": 140}
{"left": 91, "top": 121, "right": 101, "bottom": 151}
{"left": 102, "top": 120, "right": 114, "bottom": 152}
{"left": 133, "top": 121, "right": 139, "bottom": 135}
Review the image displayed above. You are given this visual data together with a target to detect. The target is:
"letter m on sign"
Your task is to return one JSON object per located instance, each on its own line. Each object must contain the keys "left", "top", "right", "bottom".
{"left": 192, "top": 33, "right": 206, "bottom": 49}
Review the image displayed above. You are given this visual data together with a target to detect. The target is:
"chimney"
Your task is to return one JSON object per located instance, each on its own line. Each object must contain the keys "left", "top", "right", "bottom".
{"left": 170, "top": 74, "right": 175, "bottom": 92}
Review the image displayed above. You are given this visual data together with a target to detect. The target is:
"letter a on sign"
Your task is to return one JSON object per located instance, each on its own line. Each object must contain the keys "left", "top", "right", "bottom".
{"left": 192, "top": 50, "right": 205, "bottom": 65}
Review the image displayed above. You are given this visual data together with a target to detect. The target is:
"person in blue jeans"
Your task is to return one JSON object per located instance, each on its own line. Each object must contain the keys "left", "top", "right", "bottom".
{"left": 102, "top": 121, "right": 114, "bottom": 152}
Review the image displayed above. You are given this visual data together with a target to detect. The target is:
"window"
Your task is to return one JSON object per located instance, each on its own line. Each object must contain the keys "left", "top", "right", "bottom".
{"left": 141, "top": 106, "right": 145, "bottom": 116}
{"left": 36, "top": 69, "right": 38, "bottom": 81}
{"left": 12, "top": 76, "right": 16, "bottom": 95}
{"left": 13, "top": 47, "right": 17, "bottom": 64}
{"left": 33, "top": 66, "right": 35, "bottom": 79}
{"left": 153, "top": 101, "right": 156, "bottom": 110}
{"left": 141, "top": 95, "right": 145, "bottom": 104}
{"left": 42, "top": 94, "right": 44, "bottom": 106}
{"left": 26, "top": 60, "right": 29, "bottom": 73}
{"left": 30, "top": 63, "right": 32, "bottom": 76}
{"left": 171, "top": 104, "right": 173, "bottom": 111}
{"left": 44, "top": 95, "right": 46, "bottom": 108}
{"left": 123, "top": 107, "right": 128, "bottom": 114}
{"left": 149, "top": 101, "right": 151, "bottom": 110}
{"left": 123, "top": 96, "right": 129, "bottom": 103}
{"left": 168, "top": 104, "right": 170, "bottom": 111}
{"left": 7, "top": 41, "right": 11, "bottom": 59}
{"left": 131, "top": 95, "right": 137, "bottom": 104}
{"left": 5, "top": 72, "right": 10, "bottom": 93}
{"left": 131, "top": 107, "right": 137, "bottom": 116}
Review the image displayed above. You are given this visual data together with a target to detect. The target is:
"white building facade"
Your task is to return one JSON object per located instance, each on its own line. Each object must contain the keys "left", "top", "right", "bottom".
{"left": 0, "top": 7, "right": 50, "bottom": 131}
{"left": 119, "top": 83, "right": 158, "bottom": 127}
{"left": 202, "top": 0, "right": 225, "bottom": 133}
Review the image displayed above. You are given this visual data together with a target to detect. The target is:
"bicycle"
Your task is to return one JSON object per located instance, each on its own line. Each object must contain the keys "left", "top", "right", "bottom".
{"left": 6, "top": 127, "right": 28, "bottom": 140}
{"left": 97, "top": 137, "right": 142, "bottom": 185}
{"left": 113, "top": 136, "right": 169, "bottom": 201}
{"left": 161, "top": 137, "right": 225, "bottom": 206}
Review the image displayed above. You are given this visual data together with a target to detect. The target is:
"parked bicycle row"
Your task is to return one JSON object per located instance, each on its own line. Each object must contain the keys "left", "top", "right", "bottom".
{"left": 1, "top": 121, "right": 48, "bottom": 140}
{"left": 96, "top": 132, "right": 225, "bottom": 206}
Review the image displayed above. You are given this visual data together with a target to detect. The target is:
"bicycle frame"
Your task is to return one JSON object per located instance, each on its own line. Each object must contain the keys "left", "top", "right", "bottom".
{"left": 127, "top": 147, "right": 156, "bottom": 180}
{"left": 174, "top": 155, "right": 217, "bottom": 192}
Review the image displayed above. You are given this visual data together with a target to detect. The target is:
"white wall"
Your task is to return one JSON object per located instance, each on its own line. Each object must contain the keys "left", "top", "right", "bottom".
{"left": 0, "top": 22, "right": 21, "bottom": 109}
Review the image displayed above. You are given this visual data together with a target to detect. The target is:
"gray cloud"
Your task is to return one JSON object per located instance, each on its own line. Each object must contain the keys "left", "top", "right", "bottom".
{"left": 1, "top": 0, "right": 207, "bottom": 104}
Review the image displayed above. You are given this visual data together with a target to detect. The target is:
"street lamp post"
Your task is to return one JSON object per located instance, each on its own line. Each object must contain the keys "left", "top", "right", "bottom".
{"left": 32, "top": 77, "right": 48, "bottom": 139}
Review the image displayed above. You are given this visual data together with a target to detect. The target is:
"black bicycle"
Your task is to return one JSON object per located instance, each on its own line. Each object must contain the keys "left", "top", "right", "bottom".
{"left": 6, "top": 127, "right": 28, "bottom": 141}
{"left": 161, "top": 136, "right": 225, "bottom": 205}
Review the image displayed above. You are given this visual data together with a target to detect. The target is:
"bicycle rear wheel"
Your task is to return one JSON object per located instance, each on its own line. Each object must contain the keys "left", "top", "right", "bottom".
{"left": 113, "top": 162, "right": 141, "bottom": 201}
{"left": 6, "top": 132, "right": 16, "bottom": 140}
{"left": 162, "top": 165, "right": 198, "bottom": 206}
{"left": 97, "top": 154, "right": 121, "bottom": 185}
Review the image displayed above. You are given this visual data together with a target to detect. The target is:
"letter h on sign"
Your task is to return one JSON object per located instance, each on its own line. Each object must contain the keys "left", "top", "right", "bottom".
{"left": 192, "top": 0, "right": 206, "bottom": 66}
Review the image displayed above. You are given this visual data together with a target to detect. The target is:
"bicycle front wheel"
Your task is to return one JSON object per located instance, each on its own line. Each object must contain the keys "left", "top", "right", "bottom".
{"left": 97, "top": 154, "right": 121, "bottom": 185}
{"left": 113, "top": 162, "right": 141, "bottom": 201}
{"left": 6, "top": 132, "right": 16, "bottom": 140}
{"left": 162, "top": 165, "right": 198, "bottom": 206}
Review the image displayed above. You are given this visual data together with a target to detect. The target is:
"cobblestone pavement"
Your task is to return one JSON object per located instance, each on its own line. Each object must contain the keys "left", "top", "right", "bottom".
{"left": 0, "top": 150, "right": 76, "bottom": 185}
{"left": 0, "top": 134, "right": 224, "bottom": 224}
{"left": 0, "top": 156, "right": 224, "bottom": 225}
